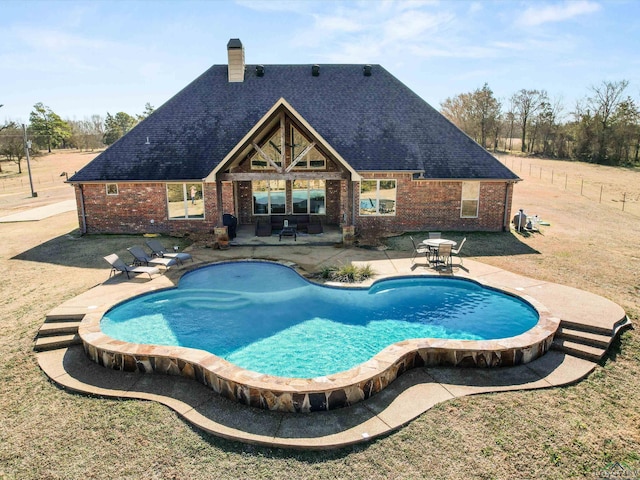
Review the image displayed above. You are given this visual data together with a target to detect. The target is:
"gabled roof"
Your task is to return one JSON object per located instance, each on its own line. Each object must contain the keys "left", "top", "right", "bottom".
{"left": 205, "top": 98, "right": 362, "bottom": 182}
{"left": 70, "top": 64, "right": 519, "bottom": 182}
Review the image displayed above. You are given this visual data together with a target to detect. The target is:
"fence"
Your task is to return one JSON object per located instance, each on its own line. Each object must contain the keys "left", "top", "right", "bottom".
{"left": 0, "top": 171, "right": 70, "bottom": 196}
{"left": 500, "top": 156, "right": 640, "bottom": 217}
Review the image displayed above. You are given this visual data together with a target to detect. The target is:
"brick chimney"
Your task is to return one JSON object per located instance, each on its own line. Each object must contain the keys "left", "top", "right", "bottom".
{"left": 227, "top": 38, "right": 245, "bottom": 83}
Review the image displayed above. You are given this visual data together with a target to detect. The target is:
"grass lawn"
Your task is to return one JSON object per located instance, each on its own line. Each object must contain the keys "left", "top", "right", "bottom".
{"left": 0, "top": 151, "right": 638, "bottom": 479}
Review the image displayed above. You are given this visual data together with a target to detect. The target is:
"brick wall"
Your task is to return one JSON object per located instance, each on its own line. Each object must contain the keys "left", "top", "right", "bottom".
{"left": 75, "top": 183, "right": 219, "bottom": 234}
{"left": 76, "top": 176, "right": 512, "bottom": 235}
{"left": 354, "top": 173, "right": 513, "bottom": 237}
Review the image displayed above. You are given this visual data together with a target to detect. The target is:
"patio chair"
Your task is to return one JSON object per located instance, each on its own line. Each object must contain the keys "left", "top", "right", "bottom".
{"left": 451, "top": 237, "right": 466, "bottom": 266}
{"left": 428, "top": 232, "right": 442, "bottom": 239}
{"left": 145, "top": 238, "right": 193, "bottom": 265}
{"left": 410, "top": 235, "right": 429, "bottom": 263}
{"left": 103, "top": 254, "right": 160, "bottom": 279}
{"left": 127, "top": 245, "right": 178, "bottom": 269}
{"left": 437, "top": 244, "right": 452, "bottom": 270}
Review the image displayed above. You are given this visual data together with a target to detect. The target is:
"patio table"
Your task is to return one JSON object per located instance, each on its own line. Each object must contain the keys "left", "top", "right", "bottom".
{"left": 423, "top": 238, "right": 457, "bottom": 265}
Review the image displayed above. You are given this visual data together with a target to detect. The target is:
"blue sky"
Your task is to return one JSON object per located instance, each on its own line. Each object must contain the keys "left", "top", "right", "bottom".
{"left": 1, "top": 0, "right": 638, "bottom": 124}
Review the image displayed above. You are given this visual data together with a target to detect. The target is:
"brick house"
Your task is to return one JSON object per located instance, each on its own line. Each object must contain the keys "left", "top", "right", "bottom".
{"left": 69, "top": 39, "right": 520, "bottom": 238}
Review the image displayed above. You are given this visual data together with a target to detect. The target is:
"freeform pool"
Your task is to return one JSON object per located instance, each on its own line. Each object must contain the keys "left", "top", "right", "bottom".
{"left": 81, "top": 260, "right": 559, "bottom": 412}
{"left": 101, "top": 262, "right": 539, "bottom": 378}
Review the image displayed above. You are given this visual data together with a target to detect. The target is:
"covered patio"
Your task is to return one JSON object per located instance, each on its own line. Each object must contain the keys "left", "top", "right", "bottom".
{"left": 229, "top": 224, "right": 344, "bottom": 246}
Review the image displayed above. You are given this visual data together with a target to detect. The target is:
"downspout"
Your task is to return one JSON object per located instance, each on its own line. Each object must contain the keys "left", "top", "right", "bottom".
{"left": 78, "top": 184, "right": 87, "bottom": 235}
{"left": 502, "top": 182, "right": 512, "bottom": 232}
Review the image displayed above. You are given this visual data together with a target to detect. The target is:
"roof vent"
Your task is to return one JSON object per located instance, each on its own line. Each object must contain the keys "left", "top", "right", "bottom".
{"left": 312, "top": 64, "right": 320, "bottom": 77}
{"left": 363, "top": 65, "right": 372, "bottom": 76}
{"left": 256, "top": 65, "right": 265, "bottom": 77}
{"left": 227, "top": 38, "right": 245, "bottom": 83}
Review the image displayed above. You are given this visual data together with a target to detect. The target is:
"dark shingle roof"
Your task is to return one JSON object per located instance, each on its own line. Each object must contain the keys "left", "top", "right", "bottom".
{"left": 70, "top": 64, "right": 518, "bottom": 182}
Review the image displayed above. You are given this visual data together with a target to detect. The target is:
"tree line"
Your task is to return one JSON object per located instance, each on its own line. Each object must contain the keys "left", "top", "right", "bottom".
{"left": 0, "top": 102, "right": 154, "bottom": 173}
{"left": 440, "top": 80, "right": 639, "bottom": 165}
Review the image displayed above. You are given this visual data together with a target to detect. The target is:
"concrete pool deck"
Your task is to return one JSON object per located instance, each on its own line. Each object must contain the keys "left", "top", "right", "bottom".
{"left": 36, "top": 246, "right": 629, "bottom": 449}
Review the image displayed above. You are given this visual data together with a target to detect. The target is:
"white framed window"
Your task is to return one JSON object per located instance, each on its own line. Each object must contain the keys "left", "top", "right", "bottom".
{"left": 252, "top": 180, "right": 286, "bottom": 215}
{"left": 167, "top": 183, "right": 204, "bottom": 219}
{"left": 461, "top": 181, "right": 480, "bottom": 218}
{"left": 359, "top": 179, "right": 397, "bottom": 216}
{"left": 292, "top": 179, "right": 326, "bottom": 214}
{"left": 106, "top": 184, "right": 118, "bottom": 195}
{"left": 250, "top": 130, "right": 283, "bottom": 170}
{"left": 290, "top": 127, "right": 326, "bottom": 169}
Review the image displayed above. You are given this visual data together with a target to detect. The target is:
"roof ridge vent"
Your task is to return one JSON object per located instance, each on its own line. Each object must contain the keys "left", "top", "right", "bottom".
{"left": 363, "top": 65, "right": 372, "bottom": 76}
{"left": 312, "top": 64, "right": 320, "bottom": 77}
{"left": 256, "top": 65, "right": 264, "bottom": 77}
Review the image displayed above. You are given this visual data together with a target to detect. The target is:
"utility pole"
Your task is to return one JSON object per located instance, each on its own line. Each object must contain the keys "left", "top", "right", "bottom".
{"left": 22, "top": 124, "right": 37, "bottom": 197}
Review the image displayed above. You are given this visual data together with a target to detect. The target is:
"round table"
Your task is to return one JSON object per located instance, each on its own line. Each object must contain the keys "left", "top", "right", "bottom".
{"left": 423, "top": 238, "right": 457, "bottom": 247}
{"left": 423, "top": 238, "right": 457, "bottom": 266}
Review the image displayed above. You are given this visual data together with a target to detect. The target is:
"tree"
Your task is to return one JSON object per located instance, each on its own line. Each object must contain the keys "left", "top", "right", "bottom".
{"left": 0, "top": 123, "right": 25, "bottom": 173}
{"left": 529, "top": 97, "right": 564, "bottom": 155}
{"left": 473, "top": 83, "right": 501, "bottom": 149}
{"left": 103, "top": 112, "right": 137, "bottom": 145}
{"left": 441, "top": 83, "right": 501, "bottom": 148}
{"left": 587, "top": 80, "right": 629, "bottom": 163}
{"left": 609, "top": 97, "right": 639, "bottom": 163}
{"left": 511, "top": 89, "right": 548, "bottom": 153}
{"left": 29, "top": 102, "right": 72, "bottom": 152}
{"left": 136, "top": 102, "right": 155, "bottom": 121}
{"left": 67, "top": 115, "right": 105, "bottom": 151}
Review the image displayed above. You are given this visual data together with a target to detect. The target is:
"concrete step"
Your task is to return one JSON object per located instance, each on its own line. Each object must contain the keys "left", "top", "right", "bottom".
{"left": 551, "top": 338, "right": 606, "bottom": 362}
{"left": 555, "top": 326, "right": 611, "bottom": 349}
{"left": 45, "top": 313, "right": 85, "bottom": 323}
{"left": 37, "top": 321, "right": 81, "bottom": 337}
{"left": 34, "top": 334, "right": 82, "bottom": 352}
{"left": 558, "top": 319, "right": 613, "bottom": 336}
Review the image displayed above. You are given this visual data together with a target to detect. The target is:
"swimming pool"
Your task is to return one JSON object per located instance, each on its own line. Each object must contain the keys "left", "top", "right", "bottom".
{"left": 101, "top": 262, "right": 539, "bottom": 378}
{"left": 81, "top": 260, "right": 559, "bottom": 412}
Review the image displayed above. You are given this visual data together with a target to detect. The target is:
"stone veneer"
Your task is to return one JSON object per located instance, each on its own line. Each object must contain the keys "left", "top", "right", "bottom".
{"left": 78, "top": 266, "right": 559, "bottom": 413}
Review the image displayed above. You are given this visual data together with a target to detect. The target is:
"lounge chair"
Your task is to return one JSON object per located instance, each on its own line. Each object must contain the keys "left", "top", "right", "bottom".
{"left": 145, "top": 238, "right": 193, "bottom": 265}
{"left": 410, "top": 235, "right": 429, "bottom": 263}
{"left": 103, "top": 254, "right": 160, "bottom": 279}
{"left": 127, "top": 245, "right": 178, "bottom": 269}
{"left": 451, "top": 237, "right": 466, "bottom": 266}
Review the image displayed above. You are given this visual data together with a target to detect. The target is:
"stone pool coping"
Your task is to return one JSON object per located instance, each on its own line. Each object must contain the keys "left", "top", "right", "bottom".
{"left": 78, "top": 260, "right": 560, "bottom": 412}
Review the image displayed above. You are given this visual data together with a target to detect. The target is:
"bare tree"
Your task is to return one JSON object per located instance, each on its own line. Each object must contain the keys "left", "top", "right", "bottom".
{"left": 441, "top": 83, "right": 501, "bottom": 148}
{"left": 588, "top": 80, "right": 629, "bottom": 161}
{"left": 511, "top": 89, "right": 548, "bottom": 153}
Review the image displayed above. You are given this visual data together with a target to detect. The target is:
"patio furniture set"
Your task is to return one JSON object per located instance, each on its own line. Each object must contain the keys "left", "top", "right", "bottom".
{"left": 103, "top": 239, "right": 193, "bottom": 280}
{"left": 255, "top": 215, "right": 324, "bottom": 238}
{"left": 410, "top": 233, "right": 466, "bottom": 270}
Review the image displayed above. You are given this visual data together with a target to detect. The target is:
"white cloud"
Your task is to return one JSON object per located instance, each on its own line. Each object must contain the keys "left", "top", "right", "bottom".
{"left": 382, "top": 10, "right": 454, "bottom": 42}
{"left": 312, "top": 14, "right": 365, "bottom": 34}
{"left": 468, "top": 2, "right": 483, "bottom": 14}
{"left": 517, "top": 0, "right": 601, "bottom": 27}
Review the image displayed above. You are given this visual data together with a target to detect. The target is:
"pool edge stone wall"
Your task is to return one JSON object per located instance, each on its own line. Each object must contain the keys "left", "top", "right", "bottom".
{"left": 80, "top": 311, "right": 559, "bottom": 413}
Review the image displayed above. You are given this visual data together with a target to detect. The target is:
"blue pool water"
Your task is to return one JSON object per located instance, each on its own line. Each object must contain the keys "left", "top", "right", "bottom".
{"left": 101, "top": 261, "right": 539, "bottom": 378}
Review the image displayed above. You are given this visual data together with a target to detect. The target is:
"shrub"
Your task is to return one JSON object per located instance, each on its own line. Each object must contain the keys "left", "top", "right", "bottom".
{"left": 326, "top": 263, "right": 375, "bottom": 283}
